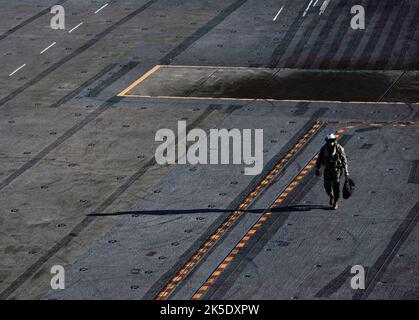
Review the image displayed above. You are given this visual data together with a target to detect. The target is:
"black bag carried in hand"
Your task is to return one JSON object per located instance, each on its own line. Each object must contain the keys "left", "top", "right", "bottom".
{"left": 343, "top": 178, "right": 355, "bottom": 199}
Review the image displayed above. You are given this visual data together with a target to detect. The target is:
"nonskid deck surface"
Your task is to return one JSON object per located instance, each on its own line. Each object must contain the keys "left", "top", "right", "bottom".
{"left": 119, "top": 65, "right": 419, "bottom": 104}
{"left": 0, "top": 0, "right": 418, "bottom": 300}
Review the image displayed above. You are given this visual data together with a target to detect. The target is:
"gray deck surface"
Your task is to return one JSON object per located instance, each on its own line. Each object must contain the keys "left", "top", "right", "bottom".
{"left": 0, "top": 0, "right": 418, "bottom": 300}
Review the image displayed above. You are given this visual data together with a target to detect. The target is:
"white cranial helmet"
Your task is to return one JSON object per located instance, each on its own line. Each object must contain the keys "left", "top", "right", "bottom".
{"left": 325, "top": 133, "right": 336, "bottom": 141}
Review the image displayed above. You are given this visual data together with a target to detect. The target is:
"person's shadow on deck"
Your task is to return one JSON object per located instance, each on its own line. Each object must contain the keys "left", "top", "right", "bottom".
{"left": 87, "top": 205, "right": 331, "bottom": 217}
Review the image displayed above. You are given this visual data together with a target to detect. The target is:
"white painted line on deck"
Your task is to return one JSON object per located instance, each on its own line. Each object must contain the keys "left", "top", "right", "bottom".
{"left": 40, "top": 42, "right": 56, "bottom": 54}
{"left": 319, "top": 0, "right": 331, "bottom": 15}
{"left": 273, "top": 6, "right": 284, "bottom": 21}
{"left": 302, "top": 0, "right": 314, "bottom": 17}
{"left": 313, "top": 0, "right": 320, "bottom": 6}
{"left": 68, "top": 22, "right": 83, "bottom": 33}
{"left": 94, "top": 3, "right": 109, "bottom": 14}
{"left": 9, "top": 64, "right": 26, "bottom": 77}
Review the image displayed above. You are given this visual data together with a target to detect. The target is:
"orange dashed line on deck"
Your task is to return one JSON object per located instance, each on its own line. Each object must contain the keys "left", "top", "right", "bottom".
{"left": 154, "top": 121, "right": 324, "bottom": 300}
{"left": 191, "top": 126, "right": 353, "bottom": 300}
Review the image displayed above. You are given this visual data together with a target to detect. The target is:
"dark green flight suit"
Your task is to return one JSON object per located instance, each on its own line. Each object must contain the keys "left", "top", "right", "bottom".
{"left": 315, "top": 143, "right": 349, "bottom": 205}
